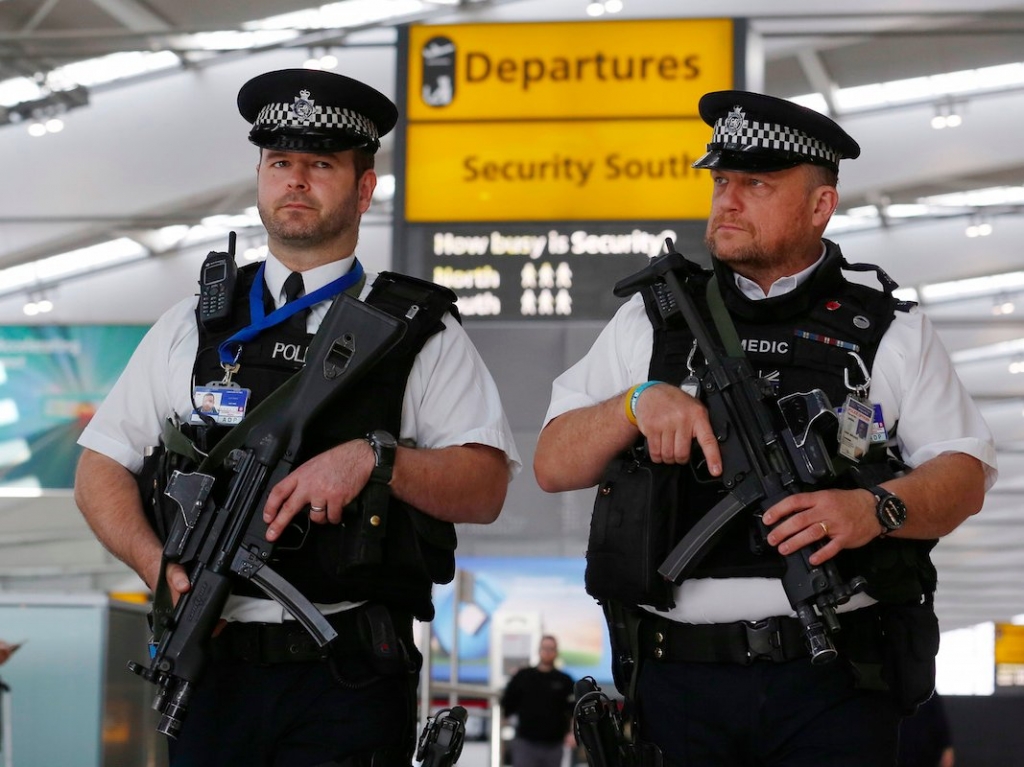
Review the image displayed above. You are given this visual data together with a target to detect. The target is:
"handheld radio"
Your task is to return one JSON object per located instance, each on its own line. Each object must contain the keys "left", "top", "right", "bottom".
{"left": 198, "top": 231, "right": 238, "bottom": 330}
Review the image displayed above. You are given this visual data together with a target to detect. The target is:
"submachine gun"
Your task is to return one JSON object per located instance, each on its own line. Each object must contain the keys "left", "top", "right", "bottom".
{"left": 128, "top": 293, "right": 406, "bottom": 738}
{"left": 614, "top": 241, "right": 866, "bottom": 664}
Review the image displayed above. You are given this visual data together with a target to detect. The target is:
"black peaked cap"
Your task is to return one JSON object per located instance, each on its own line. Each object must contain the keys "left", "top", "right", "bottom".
{"left": 693, "top": 90, "right": 860, "bottom": 173}
{"left": 237, "top": 68, "right": 398, "bottom": 154}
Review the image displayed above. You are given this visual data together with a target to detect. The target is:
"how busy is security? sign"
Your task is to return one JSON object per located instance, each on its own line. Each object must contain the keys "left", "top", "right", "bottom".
{"left": 403, "top": 19, "right": 736, "bottom": 222}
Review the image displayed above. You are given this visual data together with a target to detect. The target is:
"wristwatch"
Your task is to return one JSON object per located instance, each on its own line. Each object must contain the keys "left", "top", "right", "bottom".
{"left": 869, "top": 485, "right": 907, "bottom": 536}
{"left": 365, "top": 429, "right": 398, "bottom": 484}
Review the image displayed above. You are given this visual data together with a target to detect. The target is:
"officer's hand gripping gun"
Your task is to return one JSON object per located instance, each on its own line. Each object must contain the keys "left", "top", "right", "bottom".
{"left": 613, "top": 241, "right": 865, "bottom": 664}
{"left": 416, "top": 706, "right": 467, "bottom": 767}
{"left": 127, "top": 293, "right": 405, "bottom": 738}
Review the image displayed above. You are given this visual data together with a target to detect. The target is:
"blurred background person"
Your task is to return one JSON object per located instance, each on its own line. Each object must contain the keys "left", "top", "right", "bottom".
{"left": 502, "top": 635, "right": 576, "bottom": 767}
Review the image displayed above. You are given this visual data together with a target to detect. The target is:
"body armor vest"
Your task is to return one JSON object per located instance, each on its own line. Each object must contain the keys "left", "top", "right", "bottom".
{"left": 642, "top": 242, "right": 937, "bottom": 603}
{"left": 182, "top": 262, "right": 459, "bottom": 619}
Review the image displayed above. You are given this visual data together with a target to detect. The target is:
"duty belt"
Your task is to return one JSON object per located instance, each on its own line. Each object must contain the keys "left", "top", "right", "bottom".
{"left": 214, "top": 608, "right": 363, "bottom": 665}
{"left": 640, "top": 605, "right": 884, "bottom": 666}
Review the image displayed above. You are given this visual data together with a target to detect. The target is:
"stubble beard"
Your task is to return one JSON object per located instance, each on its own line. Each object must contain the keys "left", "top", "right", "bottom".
{"left": 704, "top": 228, "right": 768, "bottom": 271}
{"left": 704, "top": 222, "right": 810, "bottom": 279}
{"left": 259, "top": 194, "right": 360, "bottom": 251}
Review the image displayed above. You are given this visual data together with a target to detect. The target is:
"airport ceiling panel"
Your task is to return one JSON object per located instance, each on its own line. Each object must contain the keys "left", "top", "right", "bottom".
{"left": 1, "top": 0, "right": 1024, "bottom": 633}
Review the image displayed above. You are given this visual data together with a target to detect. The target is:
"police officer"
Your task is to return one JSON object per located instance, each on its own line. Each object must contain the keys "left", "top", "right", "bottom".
{"left": 75, "top": 68, "right": 520, "bottom": 766}
{"left": 534, "top": 91, "right": 996, "bottom": 766}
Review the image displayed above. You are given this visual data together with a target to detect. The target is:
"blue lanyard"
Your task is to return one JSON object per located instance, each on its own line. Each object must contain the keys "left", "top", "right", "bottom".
{"left": 217, "top": 259, "right": 365, "bottom": 367}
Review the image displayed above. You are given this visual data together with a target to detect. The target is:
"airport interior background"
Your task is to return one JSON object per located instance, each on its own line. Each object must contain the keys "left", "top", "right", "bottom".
{"left": 2, "top": 0, "right": 1024, "bottom": 764}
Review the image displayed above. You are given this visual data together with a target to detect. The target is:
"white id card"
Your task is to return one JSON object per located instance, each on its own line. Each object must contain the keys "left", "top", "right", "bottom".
{"left": 190, "top": 385, "right": 250, "bottom": 426}
{"left": 838, "top": 394, "right": 874, "bottom": 462}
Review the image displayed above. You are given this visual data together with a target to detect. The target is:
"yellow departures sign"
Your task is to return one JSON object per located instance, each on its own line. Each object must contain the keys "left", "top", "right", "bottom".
{"left": 405, "top": 19, "right": 735, "bottom": 222}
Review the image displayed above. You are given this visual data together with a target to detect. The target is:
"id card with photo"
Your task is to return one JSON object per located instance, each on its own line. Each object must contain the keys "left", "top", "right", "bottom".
{"left": 838, "top": 395, "right": 874, "bottom": 462}
{"left": 190, "top": 385, "right": 249, "bottom": 426}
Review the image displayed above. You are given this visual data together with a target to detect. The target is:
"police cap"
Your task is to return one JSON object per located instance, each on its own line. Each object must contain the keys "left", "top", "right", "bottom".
{"left": 692, "top": 90, "right": 860, "bottom": 173}
{"left": 237, "top": 69, "right": 398, "bottom": 154}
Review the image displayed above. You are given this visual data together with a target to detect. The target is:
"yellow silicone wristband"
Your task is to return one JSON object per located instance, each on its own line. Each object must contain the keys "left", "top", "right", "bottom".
{"left": 626, "top": 381, "right": 662, "bottom": 425}
{"left": 624, "top": 384, "right": 641, "bottom": 425}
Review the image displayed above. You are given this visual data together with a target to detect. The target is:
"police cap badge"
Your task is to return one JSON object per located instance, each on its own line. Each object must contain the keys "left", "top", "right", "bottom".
{"left": 237, "top": 69, "right": 398, "bottom": 154}
{"left": 692, "top": 90, "right": 860, "bottom": 173}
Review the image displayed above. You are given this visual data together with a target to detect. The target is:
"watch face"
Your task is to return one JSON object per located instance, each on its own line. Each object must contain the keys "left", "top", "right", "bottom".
{"left": 878, "top": 494, "right": 907, "bottom": 530}
{"left": 370, "top": 429, "right": 397, "bottom": 449}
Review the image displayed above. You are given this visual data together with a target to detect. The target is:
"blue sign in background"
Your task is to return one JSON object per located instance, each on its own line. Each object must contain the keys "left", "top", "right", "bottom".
{"left": 429, "top": 556, "right": 613, "bottom": 687}
{"left": 0, "top": 325, "right": 147, "bottom": 490}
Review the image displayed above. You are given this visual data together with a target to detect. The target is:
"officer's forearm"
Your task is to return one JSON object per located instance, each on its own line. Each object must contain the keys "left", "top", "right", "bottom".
{"left": 884, "top": 452, "right": 986, "bottom": 539}
{"left": 534, "top": 394, "right": 637, "bottom": 493}
{"left": 391, "top": 443, "right": 508, "bottom": 524}
{"left": 74, "top": 448, "right": 164, "bottom": 590}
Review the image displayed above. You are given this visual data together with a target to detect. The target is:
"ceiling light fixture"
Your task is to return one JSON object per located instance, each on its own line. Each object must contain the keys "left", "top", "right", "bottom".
{"left": 586, "top": 0, "right": 623, "bottom": 17}
{"left": 23, "top": 293, "right": 54, "bottom": 316}
{"left": 2, "top": 85, "right": 88, "bottom": 132}
{"left": 993, "top": 297, "right": 1016, "bottom": 316}
{"left": 931, "top": 98, "right": 964, "bottom": 130}
{"left": 965, "top": 214, "right": 993, "bottom": 238}
{"left": 303, "top": 48, "right": 339, "bottom": 70}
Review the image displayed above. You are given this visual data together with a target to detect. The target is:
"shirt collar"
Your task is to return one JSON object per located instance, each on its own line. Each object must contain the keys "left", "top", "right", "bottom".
{"left": 263, "top": 253, "right": 357, "bottom": 308}
{"left": 733, "top": 243, "right": 827, "bottom": 300}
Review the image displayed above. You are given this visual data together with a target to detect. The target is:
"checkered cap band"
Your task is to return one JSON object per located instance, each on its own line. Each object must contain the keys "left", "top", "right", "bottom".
{"left": 254, "top": 102, "right": 378, "bottom": 141}
{"left": 711, "top": 115, "right": 841, "bottom": 166}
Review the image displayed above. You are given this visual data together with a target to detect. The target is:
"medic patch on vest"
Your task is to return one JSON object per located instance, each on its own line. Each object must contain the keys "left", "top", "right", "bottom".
{"left": 740, "top": 336, "right": 791, "bottom": 356}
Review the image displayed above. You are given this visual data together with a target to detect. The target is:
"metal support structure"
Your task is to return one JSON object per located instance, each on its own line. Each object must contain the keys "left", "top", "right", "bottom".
{"left": 0, "top": 677, "right": 11, "bottom": 767}
{"left": 418, "top": 569, "right": 506, "bottom": 766}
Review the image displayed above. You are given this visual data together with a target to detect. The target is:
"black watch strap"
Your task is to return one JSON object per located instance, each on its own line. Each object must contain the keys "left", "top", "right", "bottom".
{"left": 366, "top": 429, "right": 397, "bottom": 485}
{"left": 869, "top": 485, "right": 907, "bottom": 536}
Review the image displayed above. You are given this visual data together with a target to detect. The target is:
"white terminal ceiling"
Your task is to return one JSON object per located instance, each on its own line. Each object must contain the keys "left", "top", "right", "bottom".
{"left": 1, "top": 0, "right": 1024, "bottom": 632}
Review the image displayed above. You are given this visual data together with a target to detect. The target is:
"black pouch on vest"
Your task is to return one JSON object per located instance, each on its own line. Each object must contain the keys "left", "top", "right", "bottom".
{"left": 134, "top": 426, "right": 203, "bottom": 543}
{"left": 585, "top": 452, "right": 681, "bottom": 611}
{"left": 319, "top": 498, "right": 457, "bottom": 586}
{"left": 878, "top": 600, "right": 940, "bottom": 715}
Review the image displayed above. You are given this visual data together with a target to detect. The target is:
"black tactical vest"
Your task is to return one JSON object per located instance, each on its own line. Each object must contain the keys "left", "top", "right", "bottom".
{"left": 182, "top": 262, "right": 460, "bottom": 619}
{"left": 642, "top": 242, "right": 937, "bottom": 603}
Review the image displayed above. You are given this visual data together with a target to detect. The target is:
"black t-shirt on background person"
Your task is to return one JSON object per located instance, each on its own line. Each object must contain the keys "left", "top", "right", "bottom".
{"left": 502, "top": 666, "right": 576, "bottom": 744}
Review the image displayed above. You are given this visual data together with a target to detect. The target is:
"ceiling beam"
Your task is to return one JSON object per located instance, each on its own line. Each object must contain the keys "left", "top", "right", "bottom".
{"left": 85, "top": 0, "right": 171, "bottom": 31}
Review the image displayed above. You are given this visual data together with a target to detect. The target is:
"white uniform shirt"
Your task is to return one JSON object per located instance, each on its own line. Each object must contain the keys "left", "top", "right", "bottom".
{"left": 543, "top": 256, "right": 998, "bottom": 624}
{"left": 80, "top": 253, "right": 521, "bottom": 621}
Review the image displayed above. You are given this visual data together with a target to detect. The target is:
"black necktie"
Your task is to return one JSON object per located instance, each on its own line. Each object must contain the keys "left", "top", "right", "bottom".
{"left": 283, "top": 271, "right": 308, "bottom": 331}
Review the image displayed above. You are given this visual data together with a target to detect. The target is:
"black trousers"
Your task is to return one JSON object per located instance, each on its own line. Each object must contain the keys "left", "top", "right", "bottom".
{"left": 167, "top": 656, "right": 415, "bottom": 767}
{"left": 636, "top": 657, "right": 902, "bottom": 767}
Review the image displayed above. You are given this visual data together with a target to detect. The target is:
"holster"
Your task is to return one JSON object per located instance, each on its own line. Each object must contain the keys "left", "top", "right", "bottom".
{"left": 878, "top": 599, "right": 940, "bottom": 715}
{"left": 329, "top": 604, "right": 421, "bottom": 688}
{"left": 845, "top": 598, "right": 939, "bottom": 716}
